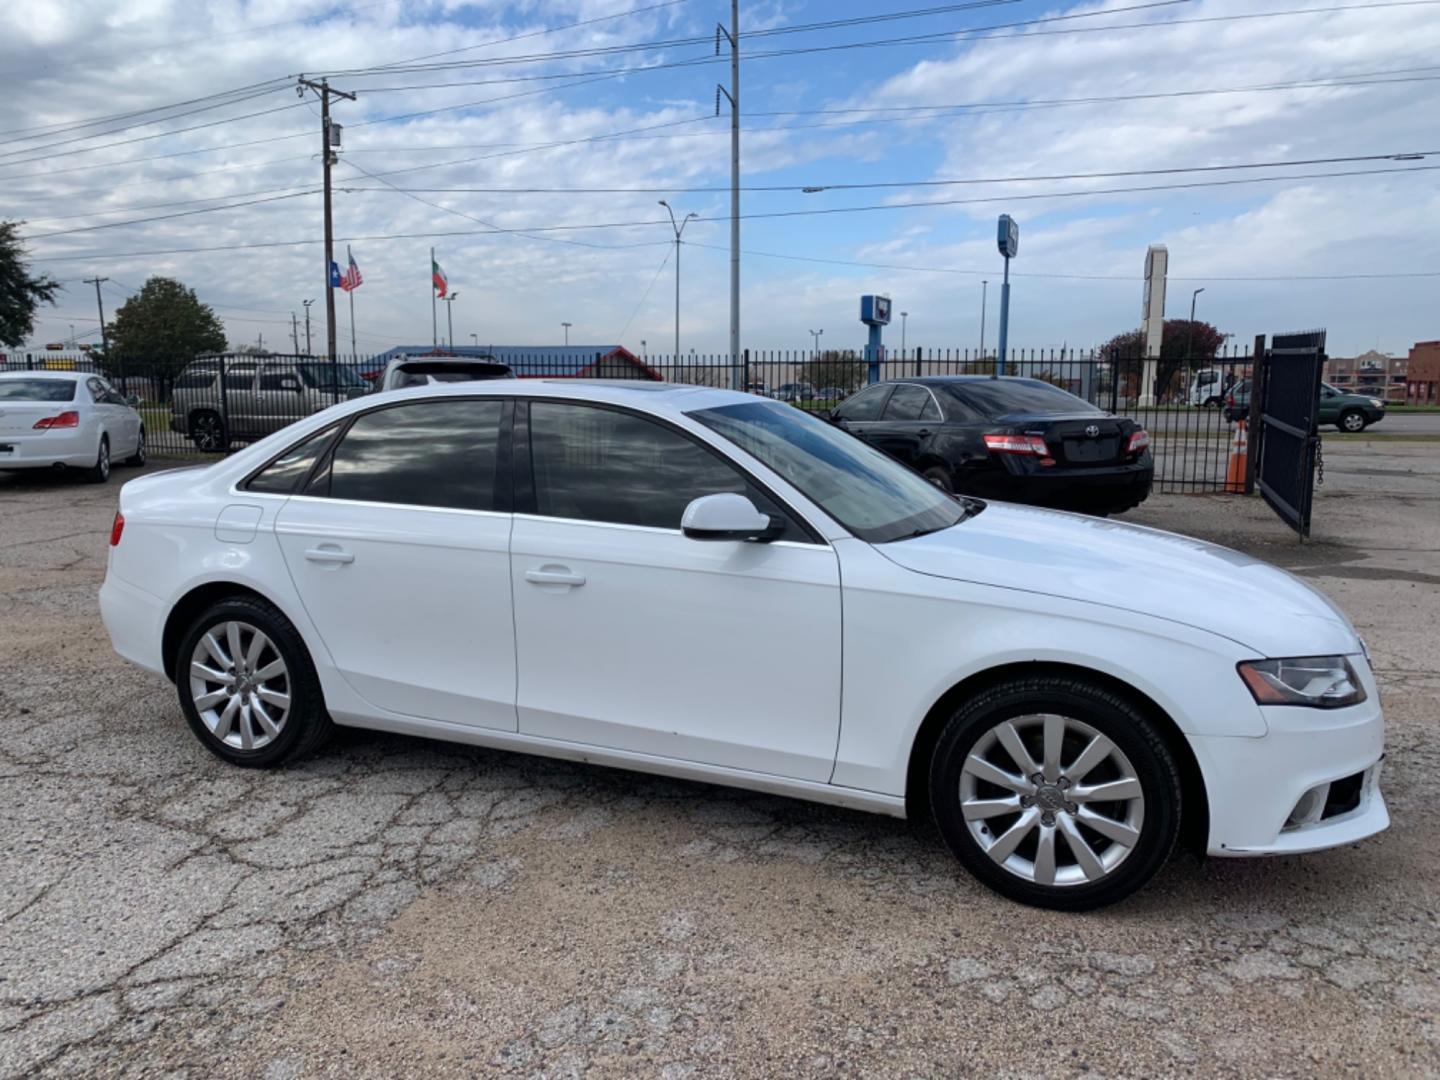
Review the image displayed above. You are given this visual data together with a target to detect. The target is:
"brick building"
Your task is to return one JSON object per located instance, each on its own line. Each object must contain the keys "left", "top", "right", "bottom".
{"left": 1407, "top": 341, "right": 1440, "bottom": 405}
{"left": 1323, "top": 350, "right": 1408, "bottom": 403}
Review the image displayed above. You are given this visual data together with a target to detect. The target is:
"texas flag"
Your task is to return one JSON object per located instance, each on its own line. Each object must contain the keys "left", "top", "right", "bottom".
{"left": 340, "top": 250, "right": 363, "bottom": 292}
{"left": 328, "top": 260, "right": 342, "bottom": 288}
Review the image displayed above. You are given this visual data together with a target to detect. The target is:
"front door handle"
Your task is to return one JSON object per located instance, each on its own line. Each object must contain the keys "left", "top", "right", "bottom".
{"left": 305, "top": 545, "right": 354, "bottom": 565}
{"left": 916, "top": 428, "right": 933, "bottom": 437}
{"left": 525, "top": 567, "right": 586, "bottom": 588}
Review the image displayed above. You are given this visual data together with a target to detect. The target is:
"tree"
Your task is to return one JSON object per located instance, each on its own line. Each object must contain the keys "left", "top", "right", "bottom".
{"left": 0, "top": 221, "right": 61, "bottom": 347}
{"left": 1098, "top": 319, "right": 1228, "bottom": 403}
{"left": 106, "top": 276, "right": 226, "bottom": 379}
{"left": 804, "top": 349, "right": 865, "bottom": 392}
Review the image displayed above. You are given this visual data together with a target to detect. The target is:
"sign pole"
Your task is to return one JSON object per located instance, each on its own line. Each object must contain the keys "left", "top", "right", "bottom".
{"left": 995, "top": 215, "right": 1019, "bottom": 378}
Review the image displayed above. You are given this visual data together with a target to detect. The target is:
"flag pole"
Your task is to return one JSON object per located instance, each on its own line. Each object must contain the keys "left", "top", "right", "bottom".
{"left": 347, "top": 244, "right": 357, "bottom": 356}
{"left": 430, "top": 246, "right": 437, "bottom": 348}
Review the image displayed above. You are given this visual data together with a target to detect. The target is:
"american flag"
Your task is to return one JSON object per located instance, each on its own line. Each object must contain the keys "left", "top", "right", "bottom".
{"left": 340, "top": 250, "right": 363, "bottom": 292}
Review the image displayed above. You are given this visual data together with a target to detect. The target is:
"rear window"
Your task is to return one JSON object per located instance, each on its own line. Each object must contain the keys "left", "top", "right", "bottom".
{"left": 942, "top": 379, "right": 1099, "bottom": 418}
{"left": 0, "top": 378, "right": 77, "bottom": 402}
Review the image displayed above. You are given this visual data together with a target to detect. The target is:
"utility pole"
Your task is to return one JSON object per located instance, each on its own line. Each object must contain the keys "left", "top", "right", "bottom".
{"left": 443, "top": 293, "right": 459, "bottom": 348}
{"left": 1187, "top": 287, "right": 1206, "bottom": 364}
{"left": 900, "top": 311, "right": 909, "bottom": 354}
{"left": 83, "top": 276, "right": 109, "bottom": 356}
{"left": 979, "top": 280, "right": 988, "bottom": 360}
{"left": 659, "top": 201, "right": 696, "bottom": 360}
{"left": 291, "top": 312, "right": 300, "bottom": 353}
{"left": 297, "top": 77, "right": 355, "bottom": 363}
{"left": 302, "top": 299, "right": 314, "bottom": 355}
{"left": 716, "top": 2, "right": 740, "bottom": 388}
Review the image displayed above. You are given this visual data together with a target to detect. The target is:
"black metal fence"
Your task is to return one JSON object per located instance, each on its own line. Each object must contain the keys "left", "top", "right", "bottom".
{"left": 1, "top": 344, "right": 1259, "bottom": 494}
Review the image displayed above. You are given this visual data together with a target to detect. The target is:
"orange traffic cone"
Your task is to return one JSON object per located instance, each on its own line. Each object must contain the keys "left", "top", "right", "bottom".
{"left": 1225, "top": 419, "right": 1248, "bottom": 493}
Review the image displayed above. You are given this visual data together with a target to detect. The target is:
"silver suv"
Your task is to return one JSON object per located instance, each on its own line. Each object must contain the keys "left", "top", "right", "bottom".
{"left": 169, "top": 357, "right": 367, "bottom": 450}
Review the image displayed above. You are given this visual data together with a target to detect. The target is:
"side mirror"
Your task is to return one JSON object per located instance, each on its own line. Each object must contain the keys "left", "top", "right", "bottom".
{"left": 681, "top": 493, "right": 782, "bottom": 542}
{"left": 125, "top": 394, "right": 140, "bottom": 407}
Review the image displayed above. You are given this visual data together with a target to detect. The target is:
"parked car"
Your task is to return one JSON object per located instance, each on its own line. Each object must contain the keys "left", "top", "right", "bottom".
{"left": 376, "top": 356, "right": 514, "bottom": 392}
{"left": 774, "top": 382, "right": 815, "bottom": 402}
{"left": 169, "top": 358, "right": 369, "bottom": 450}
{"left": 828, "top": 376, "right": 1152, "bottom": 515}
{"left": 813, "top": 386, "right": 852, "bottom": 402}
{"left": 101, "top": 380, "right": 1386, "bottom": 910}
{"left": 0, "top": 370, "right": 146, "bottom": 482}
{"left": 1224, "top": 380, "right": 1386, "bottom": 432}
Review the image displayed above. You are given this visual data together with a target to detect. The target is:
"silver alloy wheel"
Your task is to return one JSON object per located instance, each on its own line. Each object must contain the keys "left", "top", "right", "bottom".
{"left": 1341, "top": 411, "right": 1365, "bottom": 432}
{"left": 97, "top": 439, "right": 109, "bottom": 480}
{"left": 959, "top": 714, "right": 1145, "bottom": 887}
{"left": 134, "top": 430, "right": 146, "bottom": 464}
{"left": 192, "top": 413, "right": 224, "bottom": 451}
{"left": 188, "top": 620, "right": 291, "bottom": 751}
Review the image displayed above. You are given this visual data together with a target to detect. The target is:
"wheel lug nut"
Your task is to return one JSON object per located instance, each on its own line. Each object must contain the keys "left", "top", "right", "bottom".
{"left": 1057, "top": 777, "right": 1071, "bottom": 790}
{"left": 1041, "top": 812, "right": 1055, "bottom": 827}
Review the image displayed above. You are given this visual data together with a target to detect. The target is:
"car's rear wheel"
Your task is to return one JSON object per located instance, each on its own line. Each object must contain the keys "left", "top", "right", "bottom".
{"left": 189, "top": 410, "right": 226, "bottom": 452}
{"left": 1338, "top": 409, "right": 1367, "bottom": 433}
{"left": 928, "top": 675, "right": 1181, "bottom": 911}
{"left": 85, "top": 436, "right": 110, "bottom": 483}
{"left": 922, "top": 465, "right": 955, "bottom": 494}
{"left": 124, "top": 427, "right": 146, "bottom": 466}
{"left": 176, "top": 597, "right": 333, "bottom": 767}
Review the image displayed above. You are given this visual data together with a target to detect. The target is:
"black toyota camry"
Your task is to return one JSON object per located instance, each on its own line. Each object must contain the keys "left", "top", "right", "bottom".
{"left": 826, "top": 376, "right": 1153, "bottom": 514}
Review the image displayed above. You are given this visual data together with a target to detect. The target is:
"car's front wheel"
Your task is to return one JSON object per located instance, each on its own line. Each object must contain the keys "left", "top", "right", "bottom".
{"left": 929, "top": 675, "right": 1181, "bottom": 910}
{"left": 1338, "top": 409, "right": 1368, "bottom": 433}
{"left": 124, "top": 427, "right": 146, "bottom": 466}
{"left": 176, "top": 597, "right": 333, "bottom": 767}
{"left": 922, "top": 465, "right": 955, "bottom": 494}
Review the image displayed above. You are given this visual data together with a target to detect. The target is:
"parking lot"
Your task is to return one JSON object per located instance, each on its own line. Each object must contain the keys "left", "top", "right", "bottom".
{"left": 1, "top": 437, "right": 1437, "bottom": 1079}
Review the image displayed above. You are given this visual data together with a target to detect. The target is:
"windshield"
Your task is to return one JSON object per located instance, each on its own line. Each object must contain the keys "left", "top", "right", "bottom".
{"left": 690, "top": 400, "right": 968, "bottom": 543}
{"left": 296, "top": 363, "right": 364, "bottom": 389}
{"left": 944, "top": 379, "right": 1100, "bottom": 418}
{"left": 0, "top": 378, "right": 77, "bottom": 402}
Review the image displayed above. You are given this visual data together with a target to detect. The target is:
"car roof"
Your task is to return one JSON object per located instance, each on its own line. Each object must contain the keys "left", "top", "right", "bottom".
{"left": 369, "top": 377, "right": 755, "bottom": 412}
{"left": 897, "top": 376, "right": 1060, "bottom": 388}
{"left": 0, "top": 369, "right": 88, "bottom": 381}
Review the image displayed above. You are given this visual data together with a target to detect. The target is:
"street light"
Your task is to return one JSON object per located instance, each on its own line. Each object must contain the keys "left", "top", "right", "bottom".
{"left": 809, "top": 328, "right": 823, "bottom": 357}
{"left": 659, "top": 200, "right": 697, "bottom": 359}
{"left": 442, "top": 292, "right": 459, "bottom": 348}
{"left": 561, "top": 321, "right": 572, "bottom": 346}
{"left": 302, "top": 299, "right": 315, "bottom": 355}
{"left": 470, "top": 333, "right": 479, "bottom": 348}
{"left": 641, "top": 339, "right": 647, "bottom": 359}
{"left": 1187, "top": 287, "right": 1206, "bottom": 363}
{"left": 978, "top": 282, "right": 988, "bottom": 362}
{"left": 900, "top": 311, "right": 909, "bottom": 354}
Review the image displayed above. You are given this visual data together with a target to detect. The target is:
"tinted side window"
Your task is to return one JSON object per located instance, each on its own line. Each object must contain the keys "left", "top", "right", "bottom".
{"left": 258, "top": 371, "right": 299, "bottom": 391}
{"left": 920, "top": 394, "right": 941, "bottom": 422}
{"left": 175, "top": 368, "right": 217, "bottom": 390}
{"left": 529, "top": 402, "right": 751, "bottom": 530}
{"left": 224, "top": 366, "right": 257, "bottom": 391}
{"left": 835, "top": 384, "right": 889, "bottom": 421}
{"left": 321, "top": 400, "right": 503, "bottom": 511}
{"left": 883, "top": 385, "right": 930, "bottom": 421}
{"left": 86, "top": 378, "right": 107, "bottom": 404}
{"left": 245, "top": 425, "right": 339, "bottom": 495}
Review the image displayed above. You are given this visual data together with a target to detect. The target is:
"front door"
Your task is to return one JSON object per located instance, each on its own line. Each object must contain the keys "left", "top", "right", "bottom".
{"left": 867, "top": 382, "right": 942, "bottom": 468}
{"left": 273, "top": 397, "right": 517, "bottom": 730}
{"left": 510, "top": 400, "right": 842, "bottom": 782}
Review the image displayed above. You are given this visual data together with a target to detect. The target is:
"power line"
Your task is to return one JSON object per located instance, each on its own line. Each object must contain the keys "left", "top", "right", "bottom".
{"left": 23, "top": 190, "right": 320, "bottom": 241}
{"left": 0, "top": 77, "right": 295, "bottom": 141}
{"left": 28, "top": 163, "right": 1440, "bottom": 262}
{"left": 614, "top": 245, "right": 675, "bottom": 344}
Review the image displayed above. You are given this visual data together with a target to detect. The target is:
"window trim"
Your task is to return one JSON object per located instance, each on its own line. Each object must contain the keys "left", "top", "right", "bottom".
{"left": 239, "top": 421, "right": 342, "bottom": 496}
{"left": 516, "top": 397, "right": 826, "bottom": 545}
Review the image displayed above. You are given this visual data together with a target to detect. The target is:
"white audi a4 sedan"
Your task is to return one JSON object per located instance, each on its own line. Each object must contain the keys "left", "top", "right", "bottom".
{"left": 100, "top": 379, "right": 1387, "bottom": 909}
{"left": 1, "top": 370, "right": 146, "bottom": 482}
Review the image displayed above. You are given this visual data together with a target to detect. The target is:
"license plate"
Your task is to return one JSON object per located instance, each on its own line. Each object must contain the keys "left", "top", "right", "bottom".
{"left": 0, "top": 444, "right": 14, "bottom": 454}
{"left": 1064, "top": 439, "right": 1117, "bottom": 463}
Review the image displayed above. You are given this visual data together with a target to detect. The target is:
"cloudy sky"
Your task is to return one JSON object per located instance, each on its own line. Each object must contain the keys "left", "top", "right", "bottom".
{"left": 4, "top": 0, "right": 1439, "bottom": 359}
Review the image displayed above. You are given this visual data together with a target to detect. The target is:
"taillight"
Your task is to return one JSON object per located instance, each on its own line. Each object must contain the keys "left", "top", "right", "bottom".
{"left": 33, "top": 410, "right": 80, "bottom": 430}
{"left": 983, "top": 433, "right": 1049, "bottom": 455}
{"left": 1126, "top": 429, "right": 1151, "bottom": 454}
{"left": 109, "top": 511, "right": 125, "bottom": 547}
{"left": 983, "top": 432, "right": 1055, "bottom": 467}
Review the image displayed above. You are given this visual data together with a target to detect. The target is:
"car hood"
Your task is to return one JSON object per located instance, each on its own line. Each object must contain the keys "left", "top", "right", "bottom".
{"left": 878, "top": 502, "right": 1360, "bottom": 656}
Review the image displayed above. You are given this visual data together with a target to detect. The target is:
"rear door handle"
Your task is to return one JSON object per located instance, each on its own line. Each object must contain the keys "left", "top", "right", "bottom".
{"left": 525, "top": 567, "right": 586, "bottom": 587}
{"left": 916, "top": 428, "right": 933, "bottom": 437}
{"left": 304, "top": 545, "right": 354, "bottom": 564}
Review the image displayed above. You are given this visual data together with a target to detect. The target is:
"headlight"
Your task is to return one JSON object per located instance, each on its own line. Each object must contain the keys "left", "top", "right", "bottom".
{"left": 1369, "top": 399, "right": 1383, "bottom": 409}
{"left": 1237, "top": 656, "right": 1367, "bottom": 708}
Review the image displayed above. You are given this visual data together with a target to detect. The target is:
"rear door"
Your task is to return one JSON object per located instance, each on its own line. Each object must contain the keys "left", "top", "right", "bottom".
{"left": 272, "top": 397, "right": 517, "bottom": 730}
{"left": 222, "top": 364, "right": 259, "bottom": 439}
{"left": 96, "top": 378, "right": 141, "bottom": 455}
{"left": 255, "top": 368, "right": 307, "bottom": 437}
{"left": 868, "top": 383, "right": 942, "bottom": 468}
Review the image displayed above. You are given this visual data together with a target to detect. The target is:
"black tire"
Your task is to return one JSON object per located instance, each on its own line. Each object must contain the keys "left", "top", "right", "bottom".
{"left": 85, "top": 435, "right": 111, "bottom": 483}
{"left": 922, "top": 465, "right": 955, "bottom": 494}
{"left": 928, "top": 675, "right": 1181, "bottom": 911}
{"left": 124, "top": 427, "right": 146, "bottom": 467}
{"left": 175, "top": 596, "right": 333, "bottom": 768}
{"left": 189, "top": 410, "right": 227, "bottom": 452}
{"left": 1338, "top": 409, "right": 1367, "bottom": 433}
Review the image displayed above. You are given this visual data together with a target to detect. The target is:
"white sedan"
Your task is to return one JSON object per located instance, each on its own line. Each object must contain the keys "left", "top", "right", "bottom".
{"left": 99, "top": 380, "right": 1386, "bottom": 909}
{"left": 0, "top": 370, "right": 146, "bottom": 482}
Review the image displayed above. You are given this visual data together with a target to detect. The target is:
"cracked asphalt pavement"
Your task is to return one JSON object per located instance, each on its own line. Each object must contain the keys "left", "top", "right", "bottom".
{"left": 2, "top": 440, "right": 1437, "bottom": 1078}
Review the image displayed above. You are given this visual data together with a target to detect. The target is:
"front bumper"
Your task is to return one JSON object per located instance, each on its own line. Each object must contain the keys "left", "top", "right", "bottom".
{"left": 1191, "top": 700, "right": 1387, "bottom": 856}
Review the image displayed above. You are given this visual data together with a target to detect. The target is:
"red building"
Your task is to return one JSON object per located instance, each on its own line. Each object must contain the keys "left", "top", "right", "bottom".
{"left": 1407, "top": 340, "right": 1440, "bottom": 405}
